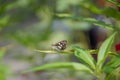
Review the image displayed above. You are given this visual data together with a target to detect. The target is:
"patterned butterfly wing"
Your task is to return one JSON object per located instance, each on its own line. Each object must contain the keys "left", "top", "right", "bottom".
{"left": 52, "top": 40, "right": 67, "bottom": 51}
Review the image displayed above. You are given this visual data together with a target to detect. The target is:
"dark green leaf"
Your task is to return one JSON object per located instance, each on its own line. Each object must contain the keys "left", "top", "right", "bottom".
{"left": 105, "top": 55, "right": 120, "bottom": 69}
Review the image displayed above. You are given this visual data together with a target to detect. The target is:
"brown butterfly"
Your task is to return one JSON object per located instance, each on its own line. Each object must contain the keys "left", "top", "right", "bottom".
{"left": 51, "top": 40, "right": 67, "bottom": 51}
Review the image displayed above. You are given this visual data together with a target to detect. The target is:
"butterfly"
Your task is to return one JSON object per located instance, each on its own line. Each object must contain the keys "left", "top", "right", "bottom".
{"left": 51, "top": 40, "right": 67, "bottom": 51}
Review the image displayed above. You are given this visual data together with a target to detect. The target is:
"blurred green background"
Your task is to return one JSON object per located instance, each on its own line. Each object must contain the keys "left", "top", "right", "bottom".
{"left": 0, "top": 0, "right": 119, "bottom": 80}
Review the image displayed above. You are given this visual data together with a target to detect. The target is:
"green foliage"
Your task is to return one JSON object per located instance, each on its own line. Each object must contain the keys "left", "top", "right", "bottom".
{"left": 107, "top": 0, "right": 120, "bottom": 7}
{"left": 103, "top": 7, "right": 120, "bottom": 20}
{"left": 22, "top": 32, "right": 119, "bottom": 80}
{"left": 56, "top": 14, "right": 120, "bottom": 31}
{"left": 22, "top": 62, "right": 93, "bottom": 74}
{"left": 106, "top": 55, "right": 120, "bottom": 68}
{"left": 104, "top": 55, "right": 120, "bottom": 80}
{"left": 74, "top": 46, "right": 96, "bottom": 70}
{"left": 0, "top": 0, "right": 120, "bottom": 80}
{"left": 97, "top": 32, "right": 117, "bottom": 70}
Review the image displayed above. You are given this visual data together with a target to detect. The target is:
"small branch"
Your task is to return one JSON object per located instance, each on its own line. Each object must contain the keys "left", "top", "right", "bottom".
{"left": 34, "top": 49, "right": 73, "bottom": 54}
{"left": 34, "top": 49, "right": 118, "bottom": 56}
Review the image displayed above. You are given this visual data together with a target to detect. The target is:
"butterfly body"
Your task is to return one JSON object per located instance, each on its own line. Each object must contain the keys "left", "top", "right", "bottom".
{"left": 51, "top": 40, "right": 67, "bottom": 51}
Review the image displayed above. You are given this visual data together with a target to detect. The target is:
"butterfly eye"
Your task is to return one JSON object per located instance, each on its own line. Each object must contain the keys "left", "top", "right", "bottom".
{"left": 51, "top": 40, "right": 67, "bottom": 51}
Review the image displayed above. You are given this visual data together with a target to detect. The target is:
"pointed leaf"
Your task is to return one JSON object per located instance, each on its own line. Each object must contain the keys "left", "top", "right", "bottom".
{"left": 107, "top": 0, "right": 120, "bottom": 7}
{"left": 97, "top": 32, "right": 117, "bottom": 70}
{"left": 105, "top": 55, "right": 120, "bottom": 69}
{"left": 21, "top": 62, "right": 93, "bottom": 74}
{"left": 74, "top": 46, "right": 96, "bottom": 69}
{"left": 56, "top": 14, "right": 120, "bottom": 31}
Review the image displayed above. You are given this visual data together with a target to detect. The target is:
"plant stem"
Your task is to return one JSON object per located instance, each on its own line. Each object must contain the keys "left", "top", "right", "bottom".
{"left": 95, "top": 67, "right": 106, "bottom": 80}
{"left": 34, "top": 49, "right": 118, "bottom": 56}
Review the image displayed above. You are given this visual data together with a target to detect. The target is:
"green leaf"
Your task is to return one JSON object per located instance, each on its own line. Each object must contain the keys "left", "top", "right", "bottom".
{"left": 107, "top": 0, "right": 120, "bottom": 7}
{"left": 74, "top": 46, "right": 96, "bottom": 70}
{"left": 103, "top": 56, "right": 120, "bottom": 79}
{"left": 79, "top": 1, "right": 102, "bottom": 14}
{"left": 97, "top": 32, "right": 117, "bottom": 70}
{"left": 102, "top": 7, "right": 120, "bottom": 20}
{"left": 55, "top": 14, "right": 120, "bottom": 31}
{"left": 103, "top": 55, "right": 120, "bottom": 76}
{"left": 105, "top": 66, "right": 120, "bottom": 80}
{"left": 105, "top": 55, "right": 120, "bottom": 69}
{"left": 21, "top": 62, "right": 93, "bottom": 74}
